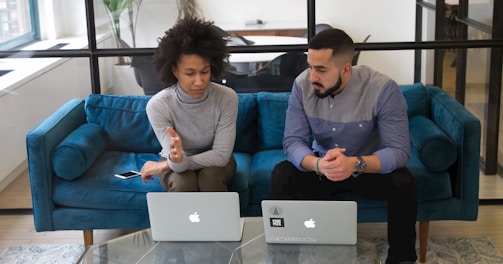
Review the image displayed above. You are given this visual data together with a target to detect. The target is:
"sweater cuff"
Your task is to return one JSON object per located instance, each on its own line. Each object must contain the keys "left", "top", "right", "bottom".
{"left": 168, "top": 152, "right": 189, "bottom": 173}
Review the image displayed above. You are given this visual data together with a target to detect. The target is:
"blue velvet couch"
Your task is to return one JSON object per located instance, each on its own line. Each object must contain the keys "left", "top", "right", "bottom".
{"left": 26, "top": 83, "right": 480, "bottom": 262}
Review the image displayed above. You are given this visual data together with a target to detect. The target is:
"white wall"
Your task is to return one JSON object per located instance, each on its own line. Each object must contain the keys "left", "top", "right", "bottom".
{"left": 0, "top": 58, "right": 91, "bottom": 190}
{"left": 38, "top": 0, "right": 87, "bottom": 40}
{"left": 201, "top": 0, "right": 307, "bottom": 26}
{"left": 421, "top": 8, "right": 436, "bottom": 86}
{"left": 466, "top": 0, "right": 493, "bottom": 85}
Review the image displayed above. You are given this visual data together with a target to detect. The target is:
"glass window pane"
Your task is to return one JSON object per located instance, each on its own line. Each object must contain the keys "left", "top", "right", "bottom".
{"left": 469, "top": 0, "right": 493, "bottom": 27}
{"left": 316, "top": 0, "right": 416, "bottom": 42}
{"left": 0, "top": 0, "right": 32, "bottom": 41}
{"left": 0, "top": 0, "right": 37, "bottom": 49}
{"left": 221, "top": 51, "right": 308, "bottom": 93}
{"left": 100, "top": 55, "right": 154, "bottom": 95}
{"left": 202, "top": 0, "right": 306, "bottom": 38}
{"left": 500, "top": 74, "right": 503, "bottom": 167}
{"left": 95, "top": 0, "right": 309, "bottom": 49}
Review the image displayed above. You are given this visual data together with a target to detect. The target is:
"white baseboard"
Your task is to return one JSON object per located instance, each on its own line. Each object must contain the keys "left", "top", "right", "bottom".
{"left": 0, "top": 160, "right": 28, "bottom": 193}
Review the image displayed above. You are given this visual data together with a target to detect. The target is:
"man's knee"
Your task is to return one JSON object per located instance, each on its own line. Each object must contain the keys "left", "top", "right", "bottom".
{"left": 391, "top": 168, "right": 417, "bottom": 197}
{"left": 272, "top": 160, "right": 296, "bottom": 179}
{"left": 269, "top": 160, "right": 298, "bottom": 198}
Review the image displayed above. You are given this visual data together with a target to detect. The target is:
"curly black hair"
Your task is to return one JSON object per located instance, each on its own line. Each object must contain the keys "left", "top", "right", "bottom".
{"left": 153, "top": 18, "right": 229, "bottom": 87}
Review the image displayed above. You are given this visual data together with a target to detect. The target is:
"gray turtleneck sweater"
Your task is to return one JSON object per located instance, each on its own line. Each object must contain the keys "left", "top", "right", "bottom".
{"left": 146, "top": 82, "right": 238, "bottom": 173}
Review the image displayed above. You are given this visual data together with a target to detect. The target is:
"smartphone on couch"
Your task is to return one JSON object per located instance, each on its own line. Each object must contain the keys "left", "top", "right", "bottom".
{"left": 114, "top": 170, "right": 141, "bottom": 179}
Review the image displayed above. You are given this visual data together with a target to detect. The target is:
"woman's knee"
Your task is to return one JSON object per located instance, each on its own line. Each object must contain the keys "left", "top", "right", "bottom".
{"left": 164, "top": 171, "right": 198, "bottom": 192}
{"left": 198, "top": 168, "right": 228, "bottom": 191}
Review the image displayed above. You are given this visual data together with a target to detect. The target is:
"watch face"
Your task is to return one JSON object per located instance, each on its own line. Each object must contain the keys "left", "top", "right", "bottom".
{"left": 355, "top": 156, "right": 366, "bottom": 172}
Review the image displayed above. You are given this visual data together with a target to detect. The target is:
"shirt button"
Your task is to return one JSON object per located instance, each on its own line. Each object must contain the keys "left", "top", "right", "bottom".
{"left": 332, "top": 128, "right": 336, "bottom": 131}
{"left": 359, "top": 123, "right": 363, "bottom": 128}
{"left": 335, "top": 144, "right": 339, "bottom": 147}
{"left": 330, "top": 104, "right": 333, "bottom": 108}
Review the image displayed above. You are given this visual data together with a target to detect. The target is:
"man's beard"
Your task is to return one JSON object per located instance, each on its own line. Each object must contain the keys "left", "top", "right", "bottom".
{"left": 314, "top": 75, "right": 342, "bottom": 98}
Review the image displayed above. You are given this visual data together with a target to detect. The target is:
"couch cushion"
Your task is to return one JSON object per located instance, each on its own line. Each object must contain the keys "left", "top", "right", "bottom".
{"left": 400, "top": 83, "right": 430, "bottom": 117}
{"left": 234, "top": 93, "right": 259, "bottom": 153}
{"left": 257, "top": 92, "right": 290, "bottom": 150}
{"left": 52, "top": 151, "right": 165, "bottom": 210}
{"left": 85, "top": 94, "right": 161, "bottom": 153}
{"left": 409, "top": 115, "right": 457, "bottom": 172}
{"left": 231, "top": 152, "right": 252, "bottom": 210}
{"left": 230, "top": 152, "right": 251, "bottom": 193}
{"left": 249, "top": 149, "right": 287, "bottom": 204}
{"left": 52, "top": 123, "right": 107, "bottom": 180}
{"left": 407, "top": 148, "right": 453, "bottom": 201}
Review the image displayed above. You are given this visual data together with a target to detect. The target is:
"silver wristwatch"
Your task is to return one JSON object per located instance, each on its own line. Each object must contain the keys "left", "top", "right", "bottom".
{"left": 352, "top": 156, "right": 366, "bottom": 177}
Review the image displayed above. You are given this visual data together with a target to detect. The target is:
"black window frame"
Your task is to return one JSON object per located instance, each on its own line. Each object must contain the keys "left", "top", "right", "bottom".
{"left": 0, "top": 0, "right": 502, "bottom": 174}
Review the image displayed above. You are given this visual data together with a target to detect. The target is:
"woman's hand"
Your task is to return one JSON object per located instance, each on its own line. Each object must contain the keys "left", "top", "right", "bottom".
{"left": 140, "top": 160, "right": 169, "bottom": 184}
{"left": 167, "top": 126, "right": 183, "bottom": 163}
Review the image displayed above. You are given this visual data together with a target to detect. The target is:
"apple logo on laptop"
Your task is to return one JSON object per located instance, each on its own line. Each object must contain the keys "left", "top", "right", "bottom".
{"left": 304, "top": 218, "right": 316, "bottom": 228}
{"left": 189, "top": 212, "right": 200, "bottom": 223}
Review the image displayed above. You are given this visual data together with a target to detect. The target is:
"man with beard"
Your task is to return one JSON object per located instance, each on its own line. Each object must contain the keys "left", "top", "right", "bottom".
{"left": 269, "top": 29, "right": 418, "bottom": 264}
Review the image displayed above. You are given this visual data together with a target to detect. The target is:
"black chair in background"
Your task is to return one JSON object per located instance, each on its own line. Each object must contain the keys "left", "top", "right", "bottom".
{"left": 352, "top": 34, "right": 371, "bottom": 66}
{"left": 221, "top": 52, "right": 308, "bottom": 93}
{"left": 117, "top": 39, "right": 165, "bottom": 96}
{"left": 213, "top": 25, "right": 254, "bottom": 46}
{"left": 299, "top": 23, "right": 333, "bottom": 38}
{"left": 131, "top": 56, "right": 165, "bottom": 95}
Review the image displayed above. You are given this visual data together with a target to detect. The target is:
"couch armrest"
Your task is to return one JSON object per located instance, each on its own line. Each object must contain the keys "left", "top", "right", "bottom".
{"left": 427, "top": 86, "right": 481, "bottom": 219}
{"left": 26, "top": 98, "right": 87, "bottom": 231}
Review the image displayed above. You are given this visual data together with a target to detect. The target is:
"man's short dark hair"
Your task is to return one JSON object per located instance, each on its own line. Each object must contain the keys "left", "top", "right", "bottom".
{"left": 308, "top": 28, "right": 355, "bottom": 60}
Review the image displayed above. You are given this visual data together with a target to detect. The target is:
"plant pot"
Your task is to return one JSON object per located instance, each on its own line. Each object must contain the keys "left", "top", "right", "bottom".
{"left": 111, "top": 64, "right": 144, "bottom": 95}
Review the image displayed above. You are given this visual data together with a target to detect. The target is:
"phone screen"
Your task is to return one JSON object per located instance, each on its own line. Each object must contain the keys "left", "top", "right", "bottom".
{"left": 120, "top": 171, "right": 139, "bottom": 177}
{"left": 115, "top": 171, "right": 141, "bottom": 179}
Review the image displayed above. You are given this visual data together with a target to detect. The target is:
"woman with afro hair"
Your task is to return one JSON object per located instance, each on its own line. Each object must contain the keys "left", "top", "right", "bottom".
{"left": 140, "top": 18, "right": 238, "bottom": 192}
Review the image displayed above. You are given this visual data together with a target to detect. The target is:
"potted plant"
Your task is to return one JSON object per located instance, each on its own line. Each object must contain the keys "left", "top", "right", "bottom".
{"left": 102, "top": 0, "right": 142, "bottom": 65}
{"left": 176, "top": 0, "right": 201, "bottom": 21}
{"left": 103, "top": 0, "right": 201, "bottom": 94}
{"left": 127, "top": 0, "right": 143, "bottom": 48}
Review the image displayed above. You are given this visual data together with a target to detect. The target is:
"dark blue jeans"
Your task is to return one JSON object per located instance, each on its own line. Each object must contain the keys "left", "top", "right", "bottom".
{"left": 269, "top": 160, "right": 418, "bottom": 263}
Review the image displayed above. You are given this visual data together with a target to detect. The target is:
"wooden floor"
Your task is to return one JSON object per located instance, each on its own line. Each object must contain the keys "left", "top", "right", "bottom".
{"left": 0, "top": 169, "right": 503, "bottom": 256}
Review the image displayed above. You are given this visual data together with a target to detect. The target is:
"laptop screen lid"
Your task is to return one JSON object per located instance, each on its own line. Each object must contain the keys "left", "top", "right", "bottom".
{"left": 261, "top": 200, "right": 357, "bottom": 245}
{"left": 147, "top": 192, "right": 244, "bottom": 241}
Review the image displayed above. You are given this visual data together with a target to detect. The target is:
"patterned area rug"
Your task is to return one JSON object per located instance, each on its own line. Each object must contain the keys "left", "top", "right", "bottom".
{"left": 0, "top": 244, "right": 84, "bottom": 264}
{"left": 0, "top": 237, "right": 502, "bottom": 264}
{"left": 371, "top": 237, "right": 503, "bottom": 264}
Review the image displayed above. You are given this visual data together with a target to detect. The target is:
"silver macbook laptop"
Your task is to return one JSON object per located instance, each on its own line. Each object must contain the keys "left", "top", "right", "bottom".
{"left": 147, "top": 192, "right": 244, "bottom": 241}
{"left": 261, "top": 200, "right": 357, "bottom": 245}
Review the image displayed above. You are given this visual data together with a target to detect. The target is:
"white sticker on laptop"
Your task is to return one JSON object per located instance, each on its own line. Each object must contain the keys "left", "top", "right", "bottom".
{"left": 270, "top": 218, "right": 284, "bottom": 227}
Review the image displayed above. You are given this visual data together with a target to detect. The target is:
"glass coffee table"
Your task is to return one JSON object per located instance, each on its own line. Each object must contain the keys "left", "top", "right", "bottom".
{"left": 77, "top": 217, "right": 380, "bottom": 264}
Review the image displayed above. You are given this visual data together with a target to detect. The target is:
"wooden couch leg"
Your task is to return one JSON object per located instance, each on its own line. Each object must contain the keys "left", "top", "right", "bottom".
{"left": 419, "top": 221, "right": 429, "bottom": 263}
{"left": 83, "top": 230, "right": 93, "bottom": 248}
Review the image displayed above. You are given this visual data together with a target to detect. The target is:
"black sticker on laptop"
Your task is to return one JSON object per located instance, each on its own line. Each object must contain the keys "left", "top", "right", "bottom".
{"left": 270, "top": 218, "right": 284, "bottom": 227}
